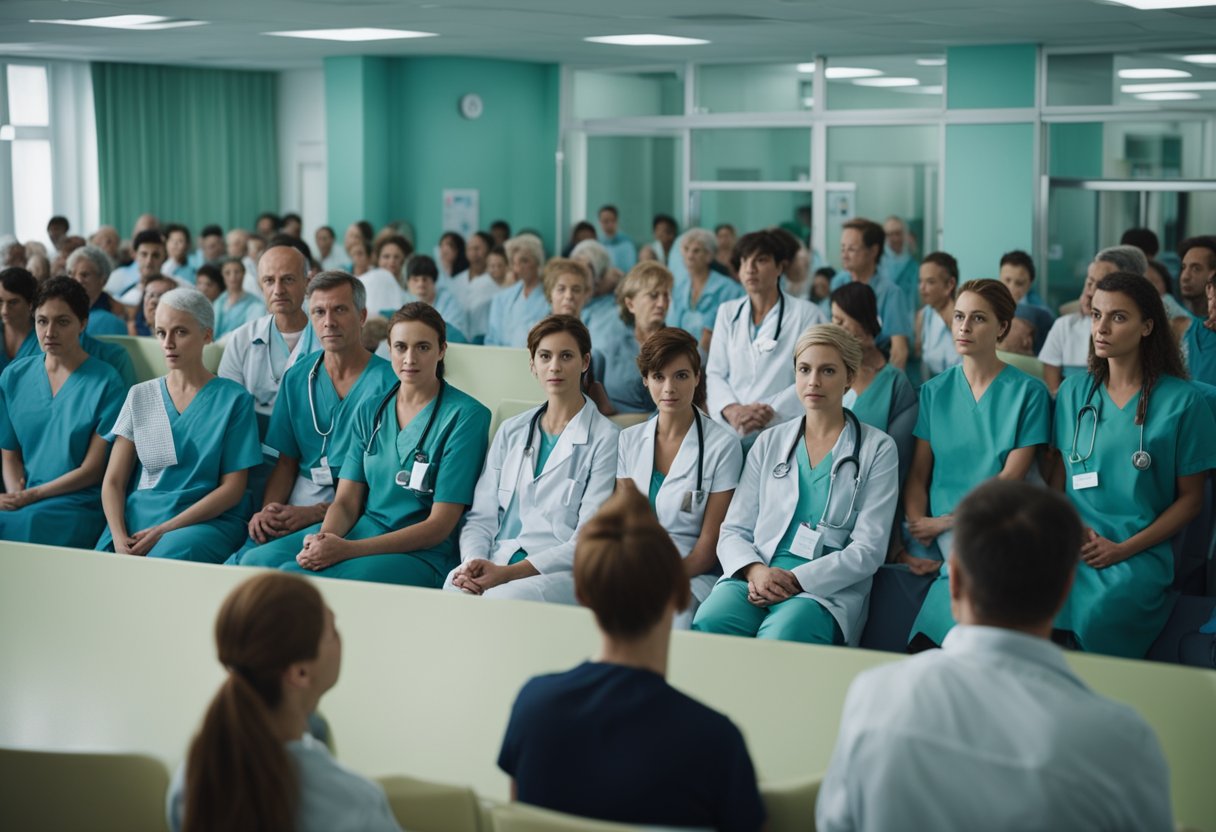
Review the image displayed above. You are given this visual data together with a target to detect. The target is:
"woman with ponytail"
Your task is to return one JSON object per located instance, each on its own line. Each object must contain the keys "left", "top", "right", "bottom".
{"left": 168, "top": 573, "right": 401, "bottom": 832}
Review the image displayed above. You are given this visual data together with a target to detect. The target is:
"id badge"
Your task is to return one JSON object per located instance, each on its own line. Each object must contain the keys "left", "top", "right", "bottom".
{"left": 1072, "top": 471, "right": 1099, "bottom": 491}
{"left": 407, "top": 460, "right": 433, "bottom": 493}
{"left": 310, "top": 455, "right": 334, "bottom": 486}
{"left": 681, "top": 490, "right": 707, "bottom": 513}
{"left": 790, "top": 523, "right": 823, "bottom": 559}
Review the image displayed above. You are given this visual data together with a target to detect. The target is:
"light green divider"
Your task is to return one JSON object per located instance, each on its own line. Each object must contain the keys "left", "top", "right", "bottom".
{"left": 96, "top": 335, "right": 224, "bottom": 383}
{"left": 946, "top": 44, "right": 1037, "bottom": 110}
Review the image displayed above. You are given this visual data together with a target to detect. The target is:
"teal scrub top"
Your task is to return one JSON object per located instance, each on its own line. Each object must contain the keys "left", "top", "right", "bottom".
{"left": 1052, "top": 373, "right": 1216, "bottom": 656}
{"left": 102, "top": 377, "right": 262, "bottom": 536}
{"left": 342, "top": 382, "right": 490, "bottom": 556}
{"left": 914, "top": 364, "right": 1050, "bottom": 518}
{"left": 581, "top": 295, "right": 622, "bottom": 352}
{"left": 0, "top": 325, "right": 39, "bottom": 375}
{"left": 265, "top": 353, "right": 398, "bottom": 481}
{"left": 213, "top": 292, "right": 266, "bottom": 338}
{"left": 1183, "top": 316, "right": 1216, "bottom": 386}
{"left": 81, "top": 333, "right": 136, "bottom": 388}
{"left": 485, "top": 282, "right": 550, "bottom": 348}
{"left": 85, "top": 309, "right": 129, "bottom": 337}
{"left": 648, "top": 469, "right": 666, "bottom": 509}
{"left": 774, "top": 442, "right": 834, "bottom": 561}
{"left": 667, "top": 271, "right": 745, "bottom": 339}
{"left": 848, "top": 364, "right": 899, "bottom": 431}
{"left": 0, "top": 355, "right": 124, "bottom": 488}
{"left": 592, "top": 330, "right": 654, "bottom": 414}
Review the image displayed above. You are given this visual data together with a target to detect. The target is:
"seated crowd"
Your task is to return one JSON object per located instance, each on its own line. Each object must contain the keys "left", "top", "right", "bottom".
{"left": 3, "top": 207, "right": 1211, "bottom": 830}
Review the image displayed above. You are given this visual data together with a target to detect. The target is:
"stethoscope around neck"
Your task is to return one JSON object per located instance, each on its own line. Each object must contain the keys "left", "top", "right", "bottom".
{"left": 650, "top": 408, "right": 707, "bottom": 513}
{"left": 733, "top": 291, "right": 785, "bottom": 352}
{"left": 307, "top": 353, "right": 336, "bottom": 458}
{"left": 771, "top": 409, "right": 863, "bottom": 530}
{"left": 366, "top": 380, "right": 446, "bottom": 493}
{"left": 1069, "top": 378, "right": 1153, "bottom": 471}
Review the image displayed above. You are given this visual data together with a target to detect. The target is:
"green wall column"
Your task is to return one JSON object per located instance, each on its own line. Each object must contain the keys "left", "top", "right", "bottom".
{"left": 324, "top": 56, "right": 391, "bottom": 233}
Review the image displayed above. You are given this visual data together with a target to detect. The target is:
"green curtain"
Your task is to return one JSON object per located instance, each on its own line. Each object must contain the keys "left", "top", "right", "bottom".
{"left": 92, "top": 61, "right": 278, "bottom": 234}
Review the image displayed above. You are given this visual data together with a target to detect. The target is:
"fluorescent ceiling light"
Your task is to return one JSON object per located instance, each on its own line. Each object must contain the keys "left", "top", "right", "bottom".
{"left": 916, "top": 58, "right": 946, "bottom": 66}
{"left": 30, "top": 15, "right": 206, "bottom": 30}
{"left": 1117, "top": 68, "right": 1191, "bottom": 78}
{"left": 1104, "top": 0, "right": 1216, "bottom": 8}
{"left": 1182, "top": 54, "right": 1216, "bottom": 64}
{"left": 1135, "top": 91, "right": 1202, "bottom": 100}
{"left": 796, "top": 63, "right": 816, "bottom": 73}
{"left": 1121, "top": 81, "right": 1216, "bottom": 92}
{"left": 584, "top": 34, "right": 709, "bottom": 46}
{"left": 853, "top": 76, "right": 921, "bottom": 87}
{"left": 898, "top": 85, "right": 945, "bottom": 94}
{"left": 266, "top": 28, "right": 437, "bottom": 41}
{"left": 824, "top": 66, "right": 881, "bottom": 79}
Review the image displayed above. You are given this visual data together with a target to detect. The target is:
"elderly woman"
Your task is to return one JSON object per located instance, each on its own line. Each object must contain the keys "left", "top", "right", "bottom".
{"left": 0, "top": 267, "right": 39, "bottom": 374}
{"left": 485, "top": 233, "right": 550, "bottom": 348}
{"left": 67, "top": 246, "right": 128, "bottom": 336}
{"left": 592, "top": 262, "right": 672, "bottom": 415}
{"left": 571, "top": 238, "right": 625, "bottom": 347}
{"left": 98, "top": 288, "right": 262, "bottom": 561}
{"left": 667, "top": 228, "right": 744, "bottom": 352}
{"left": 0, "top": 278, "right": 126, "bottom": 547}
{"left": 543, "top": 257, "right": 593, "bottom": 319}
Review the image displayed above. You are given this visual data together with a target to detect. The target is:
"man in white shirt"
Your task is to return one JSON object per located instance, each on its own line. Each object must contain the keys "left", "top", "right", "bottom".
{"left": 816, "top": 480, "right": 1174, "bottom": 832}
{"left": 104, "top": 229, "right": 170, "bottom": 306}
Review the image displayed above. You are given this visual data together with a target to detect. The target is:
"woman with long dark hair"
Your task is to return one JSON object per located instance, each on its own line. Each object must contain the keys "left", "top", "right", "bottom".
{"left": 1053, "top": 272, "right": 1216, "bottom": 658}
{"left": 169, "top": 572, "right": 400, "bottom": 831}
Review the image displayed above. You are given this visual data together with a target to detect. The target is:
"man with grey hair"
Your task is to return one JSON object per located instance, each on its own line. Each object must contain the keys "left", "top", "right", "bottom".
{"left": 228, "top": 271, "right": 397, "bottom": 563}
{"left": 1039, "top": 246, "right": 1144, "bottom": 395}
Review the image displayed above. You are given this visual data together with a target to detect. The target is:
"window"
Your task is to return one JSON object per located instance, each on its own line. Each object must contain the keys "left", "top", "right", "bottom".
{"left": 825, "top": 54, "right": 944, "bottom": 111}
{"left": 1047, "top": 49, "right": 1216, "bottom": 109}
{"left": 0, "top": 63, "right": 54, "bottom": 244}
{"left": 695, "top": 62, "right": 815, "bottom": 114}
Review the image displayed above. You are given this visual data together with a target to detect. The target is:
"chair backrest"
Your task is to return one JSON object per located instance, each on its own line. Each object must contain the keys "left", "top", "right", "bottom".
{"left": 445, "top": 343, "right": 539, "bottom": 417}
{"left": 378, "top": 775, "right": 486, "bottom": 832}
{"left": 761, "top": 775, "right": 823, "bottom": 832}
{"left": 609, "top": 412, "right": 650, "bottom": 429}
{"left": 489, "top": 803, "right": 703, "bottom": 832}
{"left": 96, "top": 334, "right": 224, "bottom": 383}
{"left": 0, "top": 746, "right": 170, "bottom": 832}
{"left": 490, "top": 399, "right": 538, "bottom": 441}
{"left": 996, "top": 349, "right": 1045, "bottom": 380}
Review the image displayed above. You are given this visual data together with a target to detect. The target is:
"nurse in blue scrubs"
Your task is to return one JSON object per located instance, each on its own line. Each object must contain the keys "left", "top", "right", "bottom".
{"left": 212, "top": 257, "right": 266, "bottom": 338}
{"left": 617, "top": 328, "right": 743, "bottom": 627}
{"left": 98, "top": 288, "right": 263, "bottom": 561}
{"left": 592, "top": 262, "right": 672, "bottom": 415}
{"left": 667, "top": 228, "right": 744, "bottom": 353}
{"left": 830, "top": 282, "right": 918, "bottom": 487}
{"left": 1054, "top": 272, "right": 1216, "bottom": 658}
{"left": 0, "top": 278, "right": 126, "bottom": 546}
{"left": 242, "top": 302, "right": 490, "bottom": 587}
{"left": 484, "top": 234, "right": 550, "bottom": 348}
{"left": 914, "top": 252, "right": 962, "bottom": 382}
{"left": 0, "top": 267, "right": 39, "bottom": 374}
{"left": 903, "top": 279, "right": 1051, "bottom": 648}
{"left": 67, "top": 246, "right": 129, "bottom": 337}
{"left": 693, "top": 324, "right": 900, "bottom": 645}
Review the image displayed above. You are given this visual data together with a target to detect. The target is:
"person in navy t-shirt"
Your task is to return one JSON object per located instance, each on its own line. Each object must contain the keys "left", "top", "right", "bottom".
{"left": 497, "top": 483, "right": 766, "bottom": 832}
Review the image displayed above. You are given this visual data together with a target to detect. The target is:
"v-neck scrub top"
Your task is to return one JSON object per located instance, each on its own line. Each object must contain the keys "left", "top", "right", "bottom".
{"left": 0, "top": 355, "right": 126, "bottom": 547}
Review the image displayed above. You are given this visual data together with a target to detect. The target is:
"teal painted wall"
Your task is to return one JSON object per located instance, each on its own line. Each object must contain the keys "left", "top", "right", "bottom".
{"left": 943, "top": 123, "right": 1035, "bottom": 280}
{"left": 389, "top": 57, "right": 559, "bottom": 254}
{"left": 947, "top": 44, "right": 1037, "bottom": 109}
{"left": 325, "top": 56, "right": 391, "bottom": 233}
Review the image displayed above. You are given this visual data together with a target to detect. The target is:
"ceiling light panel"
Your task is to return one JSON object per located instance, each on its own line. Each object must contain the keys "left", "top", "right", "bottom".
{"left": 1134, "top": 91, "right": 1202, "bottom": 99}
{"left": 30, "top": 15, "right": 207, "bottom": 31}
{"left": 853, "top": 77, "right": 921, "bottom": 87}
{"left": 584, "top": 34, "right": 710, "bottom": 46}
{"left": 1104, "top": 0, "right": 1216, "bottom": 8}
{"left": 1117, "top": 68, "right": 1192, "bottom": 78}
{"left": 1182, "top": 54, "right": 1216, "bottom": 64}
{"left": 824, "top": 67, "right": 881, "bottom": 79}
{"left": 265, "top": 28, "right": 438, "bottom": 41}
{"left": 1121, "top": 81, "right": 1216, "bottom": 91}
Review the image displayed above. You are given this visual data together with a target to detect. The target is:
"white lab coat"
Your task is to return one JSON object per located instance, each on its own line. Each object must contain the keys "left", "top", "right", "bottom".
{"left": 451, "top": 397, "right": 620, "bottom": 603}
{"left": 217, "top": 313, "right": 320, "bottom": 419}
{"left": 617, "top": 412, "right": 743, "bottom": 625}
{"left": 358, "top": 267, "right": 412, "bottom": 317}
{"left": 705, "top": 292, "right": 825, "bottom": 432}
{"left": 717, "top": 416, "right": 898, "bottom": 645}
{"left": 816, "top": 626, "right": 1174, "bottom": 832}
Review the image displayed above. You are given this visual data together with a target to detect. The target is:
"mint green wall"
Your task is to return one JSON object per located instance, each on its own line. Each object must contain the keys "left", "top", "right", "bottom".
{"left": 947, "top": 44, "right": 1037, "bottom": 109}
{"left": 1046, "top": 123, "right": 1104, "bottom": 306}
{"left": 325, "top": 57, "right": 390, "bottom": 232}
{"left": 326, "top": 56, "right": 558, "bottom": 254}
{"left": 944, "top": 123, "right": 1034, "bottom": 279}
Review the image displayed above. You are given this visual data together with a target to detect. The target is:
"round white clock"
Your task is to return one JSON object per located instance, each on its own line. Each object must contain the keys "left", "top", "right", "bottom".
{"left": 459, "top": 93, "right": 483, "bottom": 120}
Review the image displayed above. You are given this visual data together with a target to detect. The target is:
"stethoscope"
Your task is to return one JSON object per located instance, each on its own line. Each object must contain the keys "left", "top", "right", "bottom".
{"left": 516, "top": 402, "right": 587, "bottom": 506}
{"left": 366, "top": 380, "right": 446, "bottom": 494}
{"left": 772, "top": 409, "right": 863, "bottom": 529}
{"left": 732, "top": 291, "right": 784, "bottom": 352}
{"left": 307, "top": 353, "right": 335, "bottom": 459}
{"left": 649, "top": 409, "right": 707, "bottom": 513}
{"left": 1069, "top": 379, "right": 1152, "bottom": 471}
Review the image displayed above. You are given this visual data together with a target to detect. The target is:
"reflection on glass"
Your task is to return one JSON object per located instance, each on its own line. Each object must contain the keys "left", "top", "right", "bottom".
{"left": 692, "top": 128, "right": 811, "bottom": 182}
{"left": 695, "top": 63, "right": 814, "bottom": 114}
{"left": 1047, "top": 49, "right": 1216, "bottom": 108}
{"left": 692, "top": 190, "right": 811, "bottom": 247}
{"left": 12, "top": 140, "right": 53, "bottom": 244}
{"left": 571, "top": 69, "right": 683, "bottom": 119}
{"left": 1048, "top": 120, "right": 1205, "bottom": 179}
{"left": 6, "top": 65, "right": 49, "bottom": 127}
{"left": 584, "top": 136, "right": 681, "bottom": 245}
{"left": 826, "top": 55, "right": 944, "bottom": 110}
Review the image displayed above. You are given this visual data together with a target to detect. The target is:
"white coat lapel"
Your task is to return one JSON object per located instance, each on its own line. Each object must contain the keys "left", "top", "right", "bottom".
{"left": 756, "top": 418, "right": 803, "bottom": 558}
{"left": 536, "top": 396, "right": 591, "bottom": 480}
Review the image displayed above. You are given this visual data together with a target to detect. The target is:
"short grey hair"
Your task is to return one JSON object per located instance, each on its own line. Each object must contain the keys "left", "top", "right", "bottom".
{"left": 157, "top": 287, "right": 214, "bottom": 333}
{"left": 570, "top": 239, "right": 611, "bottom": 281}
{"left": 1095, "top": 245, "right": 1147, "bottom": 277}
{"left": 505, "top": 233, "right": 545, "bottom": 269}
{"left": 66, "top": 245, "right": 113, "bottom": 277}
{"left": 307, "top": 270, "right": 367, "bottom": 312}
{"left": 679, "top": 228, "right": 717, "bottom": 255}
